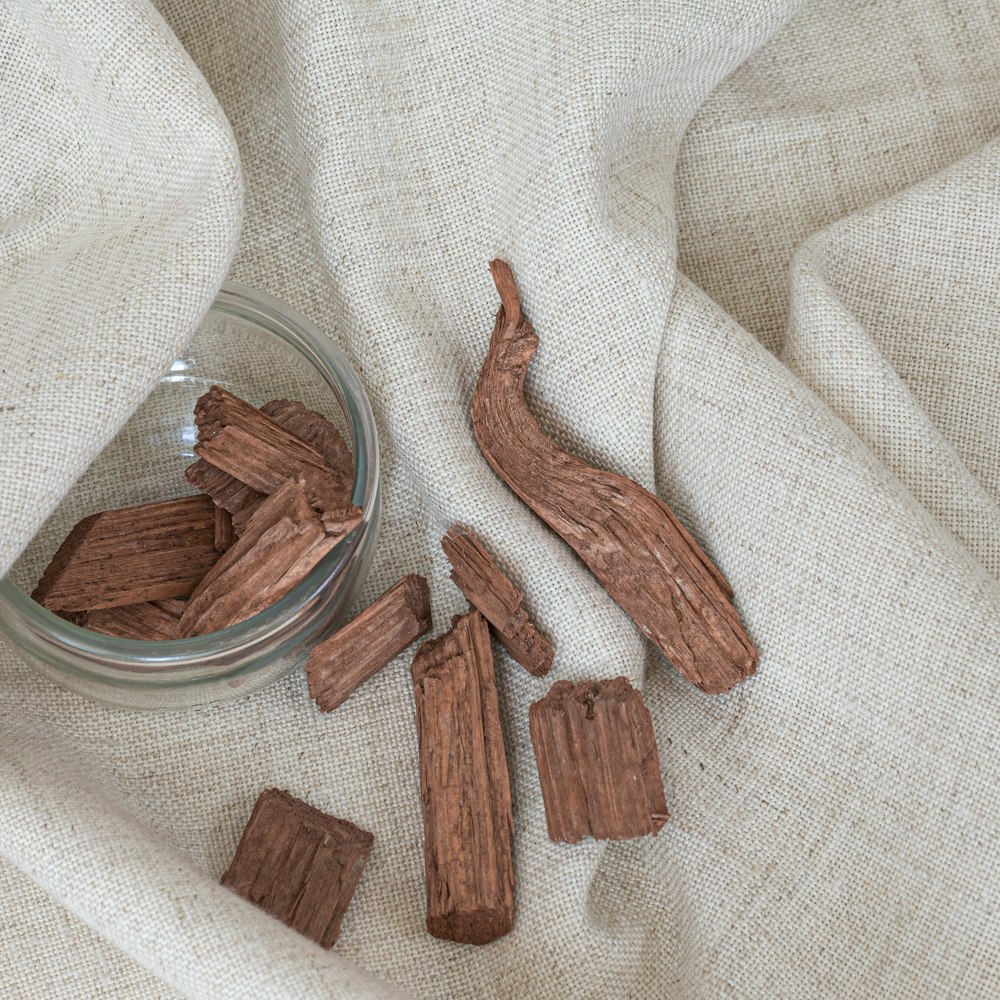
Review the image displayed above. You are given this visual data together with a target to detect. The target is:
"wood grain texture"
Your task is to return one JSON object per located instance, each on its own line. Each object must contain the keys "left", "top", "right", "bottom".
{"left": 306, "top": 574, "right": 431, "bottom": 712}
{"left": 221, "top": 788, "right": 373, "bottom": 949}
{"left": 442, "top": 527, "right": 553, "bottom": 676}
{"left": 192, "top": 386, "right": 329, "bottom": 494}
{"left": 214, "top": 506, "right": 235, "bottom": 552}
{"left": 31, "top": 495, "right": 218, "bottom": 612}
{"left": 186, "top": 393, "right": 354, "bottom": 529}
{"left": 528, "top": 677, "right": 668, "bottom": 844}
{"left": 260, "top": 399, "right": 353, "bottom": 504}
{"left": 412, "top": 610, "right": 515, "bottom": 945}
{"left": 80, "top": 600, "right": 182, "bottom": 641}
{"left": 471, "top": 260, "right": 757, "bottom": 695}
{"left": 178, "top": 470, "right": 361, "bottom": 637}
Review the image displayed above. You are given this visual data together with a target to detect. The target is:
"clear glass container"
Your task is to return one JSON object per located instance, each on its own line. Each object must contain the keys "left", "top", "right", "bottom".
{"left": 0, "top": 282, "right": 381, "bottom": 710}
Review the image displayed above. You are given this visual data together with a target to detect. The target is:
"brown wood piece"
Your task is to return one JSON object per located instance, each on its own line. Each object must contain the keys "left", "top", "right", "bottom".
{"left": 411, "top": 610, "right": 514, "bottom": 945}
{"left": 470, "top": 260, "right": 757, "bottom": 695}
{"left": 152, "top": 598, "right": 187, "bottom": 616}
{"left": 261, "top": 399, "right": 353, "bottom": 503}
{"left": 185, "top": 460, "right": 264, "bottom": 516}
{"left": 221, "top": 788, "right": 373, "bottom": 949}
{"left": 31, "top": 495, "right": 218, "bottom": 612}
{"left": 306, "top": 574, "right": 432, "bottom": 712}
{"left": 178, "top": 470, "right": 361, "bottom": 637}
{"left": 441, "top": 527, "right": 553, "bottom": 676}
{"left": 191, "top": 386, "right": 330, "bottom": 494}
{"left": 214, "top": 506, "right": 235, "bottom": 552}
{"left": 528, "top": 677, "right": 668, "bottom": 844}
{"left": 81, "top": 602, "right": 182, "bottom": 641}
{"left": 196, "top": 424, "right": 329, "bottom": 495}
{"left": 185, "top": 391, "right": 354, "bottom": 530}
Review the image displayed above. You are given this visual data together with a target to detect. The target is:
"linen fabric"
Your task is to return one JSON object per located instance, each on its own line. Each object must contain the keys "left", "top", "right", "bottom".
{"left": 1, "top": 0, "right": 998, "bottom": 997}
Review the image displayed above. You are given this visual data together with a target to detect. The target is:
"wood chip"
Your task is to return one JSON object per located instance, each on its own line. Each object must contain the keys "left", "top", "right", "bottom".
{"left": 178, "top": 470, "right": 361, "bottom": 637}
{"left": 80, "top": 601, "right": 183, "bottom": 641}
{"left": 197, "top": 424, "right": 328, "bottom": 495}
{"left": 221, "top": 788, "right": 373, "bottom": 949}
{"left": 442, "top": 527, "right": 553, "bottom": 676}
{"left": 185, "top": 459, "right": 264, "bottom": 516}
{"left": 192, "top": 386, "right": 329, "bottom": 493}
{"left": 31, "top": 495, "right": 218, "bottom": 612}
{"left": 528, "top": 677, "right": 668, "bottom": 844}
{"left": 152, "top": 598, "right": 188, "bottom": 616}
{"left": 214, "top": 506, "right": 235, "bottom": 552}
{"left": 186, "top": 393, "right": 354, "bottom": 528}
{"left": 412, "top": 610, "right": 514, "bottom": 944}
{"left": 261, "top": 399, "right": 353, "bottom": 503}
{"left": 471, "top": 260, "right": 758, "bottom": 695}
{"left": 306, "top": 574, "right": 432, "bottom": 712}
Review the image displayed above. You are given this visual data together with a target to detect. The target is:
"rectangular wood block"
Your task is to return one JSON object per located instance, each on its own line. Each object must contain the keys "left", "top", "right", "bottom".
{"left": 306, "top": 574, "right": 432, "bottom": 712}
{"left": 528, "top": 677, "right": 668, "bottom": 844}
{"left": 221, "top": 788, "right": 373, "bottom": 949}
{"left": 31, "top": 495, "right": 218, "bottom": 612}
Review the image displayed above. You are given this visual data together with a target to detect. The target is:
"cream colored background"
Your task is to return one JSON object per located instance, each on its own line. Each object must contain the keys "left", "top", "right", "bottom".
{"left": 1, "top": 0, "right": 998, "bottom": 997}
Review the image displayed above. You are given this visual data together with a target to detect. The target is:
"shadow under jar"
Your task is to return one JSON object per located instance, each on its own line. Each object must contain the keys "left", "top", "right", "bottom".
{"left": 0, "top": 282, "right": 381, "bottom": 710}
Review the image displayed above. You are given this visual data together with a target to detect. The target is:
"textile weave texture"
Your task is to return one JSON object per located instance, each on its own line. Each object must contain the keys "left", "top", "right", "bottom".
{"left": 0, "top": 0, "right": 998, "bottom": 997}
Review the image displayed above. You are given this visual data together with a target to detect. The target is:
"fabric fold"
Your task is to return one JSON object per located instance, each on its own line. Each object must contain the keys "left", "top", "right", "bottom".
{"left": 0, "top": 0, "right": 244, "bottom": 578}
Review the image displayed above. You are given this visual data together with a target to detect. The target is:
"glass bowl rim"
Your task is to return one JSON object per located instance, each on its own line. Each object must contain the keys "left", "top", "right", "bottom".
{"left": 0, "top": 280, "right": 380, "bottom": 674}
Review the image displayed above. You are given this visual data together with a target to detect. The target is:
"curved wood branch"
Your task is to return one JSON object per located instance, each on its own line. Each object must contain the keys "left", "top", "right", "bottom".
{"left": 471, "top": 260, "right": 757, "bottom": 694}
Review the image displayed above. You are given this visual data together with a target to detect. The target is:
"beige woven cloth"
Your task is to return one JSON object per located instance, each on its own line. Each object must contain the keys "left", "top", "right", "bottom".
{"left": 1, "top": 0, "right": 998, "bottom": 996}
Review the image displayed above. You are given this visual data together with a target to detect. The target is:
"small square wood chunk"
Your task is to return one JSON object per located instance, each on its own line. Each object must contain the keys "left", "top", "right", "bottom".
{"left": 221, "top": 789, "right": 373, "bottom": 948}
{"left": 529, "top": 677, "right": 668, "bottom": 844}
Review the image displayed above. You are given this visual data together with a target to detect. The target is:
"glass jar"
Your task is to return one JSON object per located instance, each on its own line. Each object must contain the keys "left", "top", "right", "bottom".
{"left": 0, "top": 282, "right": 381, "bottom": 710}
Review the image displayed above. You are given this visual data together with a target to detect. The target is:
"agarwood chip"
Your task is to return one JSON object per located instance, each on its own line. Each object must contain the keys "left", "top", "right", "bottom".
{"left": 186, "top": 392, "right": 354, "bottom": 527}
{"left": 442, "top": 527, "right": 553, "bottom": 676}
{"left": 81, "top": 601, "right": 182, "bottom": 641}
{"left": 185, "top": 460, "right": 264, "bottom": 516}
{"left": 152, "top": 598, "right": 187, "bottom": 616}
{"left": 471, "top": 260, "right": 758, "bottom": 695}
{"left": 192, "top": 386, "right": 329, "bottom": 493}
{"left": 528, "top": 677, "right": 668, "bottom": 844}
{"left": 306, "top": 574, "right": 431, "bottom": 712}
{"left": 221, "top": 788, "right": 373, "bottom": 949}
{"left": 214, "top": 506, "right": 235, "bottom": 552}
{"left": 31, "top": 495, "right": 218, "bottom": 612}
{"left": 412, "top": 610, "right": 514, "bottom": 945}
{"left": 197, "top": 424, "right": 329, "bottom": 495}
{"left": 178, "top": 470, "right": 361, "bottom": 637}
{"left": 261, "top": 398, "right": 353, "bottom": 503}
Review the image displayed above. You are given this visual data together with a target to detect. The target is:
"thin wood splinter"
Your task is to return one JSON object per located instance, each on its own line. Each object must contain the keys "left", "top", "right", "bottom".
{"left": 471, "top": 260, "right": 758, "bottom": 695}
